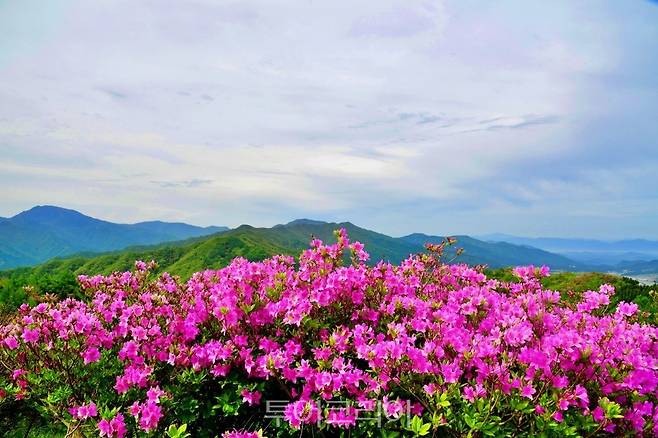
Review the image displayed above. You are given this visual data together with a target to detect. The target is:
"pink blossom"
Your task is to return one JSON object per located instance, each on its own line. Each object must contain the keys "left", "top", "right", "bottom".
{"left": 326, "top": 406, "right": 357, "bottom": 428}
{"left": 616, "top": 302, "right": 639, "bottom": 317}
{"left": 284, "top": 400, "right": 320, "bottom": 428}
{"left": 138, "top": 401, "right": 163, "bottom": 431}
{"left": 69, "top": 402, "right": 97, "bottom": 419}
{"left": 82, "top": 347, "right": 101, "bottom": 364}
{"left": 21, "top": 328, "right": 39, "bottom": 343}
{"left": 146, "top": 386, "right": 165, "bottom": 403}
{"left": 520, "top": 385, "right": 536, "bottom": 399}
{"left": 98, "top": 413, "right": 126, "bottom": 438}
{"left": 3, "top": 336, "right": 18, "bottom": 350}
{"left": 241, "top": 389, "right": 262, "bottom": 406}
{"left": 592, "top": 406, "right": 605, "bottom": 422}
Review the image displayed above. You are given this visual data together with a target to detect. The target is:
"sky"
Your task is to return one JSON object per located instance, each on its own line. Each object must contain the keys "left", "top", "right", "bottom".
{"left": 1, "top": 0, "right": 658, "bottom": 239}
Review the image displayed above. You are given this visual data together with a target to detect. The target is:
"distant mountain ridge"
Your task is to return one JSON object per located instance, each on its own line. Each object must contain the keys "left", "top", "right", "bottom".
{"left": 0, "top": 206, "right": 229, "bottom": 269}
{"left": 480, "top": 233, "right": 658, "bottom": 252}
{"left": 479, "top": 233, "right": 658, "bottom": 266}
{"left": 401, "top": 233, "right": 581, "bottom": 270}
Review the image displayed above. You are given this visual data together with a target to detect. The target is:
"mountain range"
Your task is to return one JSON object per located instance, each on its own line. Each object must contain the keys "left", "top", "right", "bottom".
{"left": 479, "top": 233, "right": 658, "bottom": 267}
{"left": 0, "top": 206, "right": 228, "bottom": 269}
{"left": 1, "top": 206, "right": 658, "bottom": 280}
{"left": 0, "top": 206, "right": 586, "bottom": 278}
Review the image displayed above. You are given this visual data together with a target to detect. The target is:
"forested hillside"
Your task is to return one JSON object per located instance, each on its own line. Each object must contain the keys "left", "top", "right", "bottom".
{"left": 0, "top": 206, "right": 228, "bottom": 269}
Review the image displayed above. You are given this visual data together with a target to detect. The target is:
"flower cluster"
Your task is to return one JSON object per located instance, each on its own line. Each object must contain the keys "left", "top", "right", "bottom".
{"left": 1, "top": 230, "right": 657, "bottom": 436}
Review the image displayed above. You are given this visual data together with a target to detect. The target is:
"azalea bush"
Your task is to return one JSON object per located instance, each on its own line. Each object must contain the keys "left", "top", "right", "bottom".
{"left": 0, "top": 230, "right": 657, "bottom": 437}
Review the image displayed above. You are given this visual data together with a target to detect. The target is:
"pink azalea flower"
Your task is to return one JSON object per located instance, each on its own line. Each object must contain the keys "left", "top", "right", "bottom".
{"left": 82, "top": 347, "right": 101, "bottom": 364}
{"left": 326, "top": 407, "right": 357, "bottom": 428}
{"left": 138, "top": 401, "right": 162, "bottom": 432}
{"left": 98, "top": 413, "right": 126, "bottom": 438}
{"left": 70, "top": 402, "right": 98, "bottom": 419}
{"left": 146, "top": 386, "right": 165, "bottom": 403}
{"left": 616, "top": 302, "right": 638, "bottom": 317}
{"left": 21, "top": 328, "right": 39, "bottom": 344}
{"left": 520, "top": 385, "right": 536, "bottom": 399}
{"left": 284, "top": 400, "right": 319, "bottom": 428}
{"left": 240, "top": 389, "right": 262, "bottom": 406}
{"left": 3, "top": 336, "right": 19, "bottom": 349}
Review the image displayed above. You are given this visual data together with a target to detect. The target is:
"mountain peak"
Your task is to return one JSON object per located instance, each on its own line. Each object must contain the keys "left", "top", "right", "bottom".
{"left": 12, "top": 205, "right": 91, "bottom": 223}
{"left": 285, "top": 219, "right": 328, "bottom": 226}
{"left": 16, "top": 205, "right": 82, "bottom": 215}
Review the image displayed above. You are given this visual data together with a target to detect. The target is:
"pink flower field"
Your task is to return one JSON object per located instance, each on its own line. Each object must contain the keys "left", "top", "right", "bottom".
{"left": 1, "top": 230, "right": 657, "bottom": 437}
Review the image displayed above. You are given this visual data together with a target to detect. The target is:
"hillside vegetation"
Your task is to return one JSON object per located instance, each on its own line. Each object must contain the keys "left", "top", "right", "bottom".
{"left": 0, "top": 206, "right": 228, "bottom": 269}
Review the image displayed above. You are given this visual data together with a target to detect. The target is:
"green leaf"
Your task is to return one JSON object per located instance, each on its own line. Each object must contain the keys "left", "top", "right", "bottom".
{"left": 418, "top": 423, "right": 431, "bottom": 436}
{"left": 599, "top": 397, "right": 624, "bottom": 419}
{"left": 166, "top": 423, "right": 191, "bottom": 438}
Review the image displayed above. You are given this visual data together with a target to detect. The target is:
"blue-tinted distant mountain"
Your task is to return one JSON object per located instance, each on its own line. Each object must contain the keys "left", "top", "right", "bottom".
{"left": 558, "top": 251, "right": 653, "bottom": 266}
{"left": 131, "top": 221, "right": 227, "bottom": 238}
{"left": 0, "top": 206, "right": 229, "bottom": 269}
{"left": 478, "top": 233, "right": 658, "bottom": 265}
{"left": 614, "top": 259, "right": 658, "bottom": 276}
{"left": 277, "top": 219, "right": 328, "bottom": 227}
{"left": 401, "top": 233, "right": 585, "bottom": 270}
